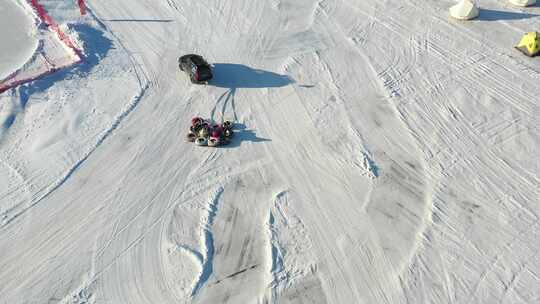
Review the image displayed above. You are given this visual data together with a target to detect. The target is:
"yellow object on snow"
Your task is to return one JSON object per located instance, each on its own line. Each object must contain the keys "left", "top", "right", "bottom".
{"left": 516, "top": 32, "right": 540, "bottom": 57}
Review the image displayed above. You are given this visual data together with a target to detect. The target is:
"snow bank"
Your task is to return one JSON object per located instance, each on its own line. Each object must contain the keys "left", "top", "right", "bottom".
{"left": 0, "top": 0, "right": 82, "bottom": 94}
{"left": 0, "top": 0, "right": 38, "bottom": 79}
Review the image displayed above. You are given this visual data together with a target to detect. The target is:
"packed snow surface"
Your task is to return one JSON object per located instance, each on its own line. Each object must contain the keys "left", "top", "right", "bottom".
{"left": 0, "top": 0, "right": 37, "bottom": 79}
{"left": 0, "top": 0, "right": 539, "bottom": 303}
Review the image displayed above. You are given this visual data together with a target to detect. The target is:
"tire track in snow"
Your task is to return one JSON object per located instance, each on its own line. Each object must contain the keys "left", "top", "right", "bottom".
{"left": 373, "top": 16, "right": 540, "bottom": 232}
{"left": 0, "top": 157, "right": 31, "bottom": 226}
{"left": 308, "top": 1, "right": 434, "bottom": 277}
{"left": 3, "top": 1, "right": 186, "bottom": 302}
{"left": 259, "top": 75, "right": 390, "bottom": 300}
{"left": 259, "top": 78, "right": 369, "bottom": 302}
{"left": 167, "top": 169, "right": 275, "bottom": 303}
{"left": 353, "top": 1, "right": 538, "bottom": 118}
{"left": 210, "top": 88, "right": 237, "bottom": 123}
{"left": 342, "top": 5, "right": 539, "bottom": 289}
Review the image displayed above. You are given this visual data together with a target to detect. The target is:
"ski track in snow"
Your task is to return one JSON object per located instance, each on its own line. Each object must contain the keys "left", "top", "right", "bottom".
{"left": 0, "top": 0, "right": 539, "bottom": 303}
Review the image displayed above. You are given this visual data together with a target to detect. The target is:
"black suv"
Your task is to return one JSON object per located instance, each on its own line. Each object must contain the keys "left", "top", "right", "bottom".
{"left": 178, "top": 54, "right": 213, "bottom": 84}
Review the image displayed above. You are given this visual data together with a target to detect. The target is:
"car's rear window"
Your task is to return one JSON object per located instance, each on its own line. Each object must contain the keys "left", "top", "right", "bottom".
{"left": 191, "top": 56, "right": 206, "bottom": 65}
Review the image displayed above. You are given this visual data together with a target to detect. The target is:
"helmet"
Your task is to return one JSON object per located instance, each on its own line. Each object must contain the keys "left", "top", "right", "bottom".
{"left": 211, "top": 126, "right": 223, "bottom": 138}
{"left": 186, "top": 132, "right": 197, "bottom": 142}
{"left": 199, "top": 127, "right": 209, "bottom": 137}
{"left": 191, "top": 117, "right": 203, "bottom": 126}
{"left": 208, "top": 136, "right": 220, "bottom": 147}
{"left": 222, "top": 121, "right": 232, "bottom": 129}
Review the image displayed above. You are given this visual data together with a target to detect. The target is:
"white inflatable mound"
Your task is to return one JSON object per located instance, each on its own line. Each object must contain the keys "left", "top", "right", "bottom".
{"left": 0, "top": 0, "right": 38, "bottom": 79}
{"left": 449, "top": 0, "right": 480, "bottom": 20}
{"left": 195, "top": 137, "right": 208, "bottom": 146}
{"left": 509, "top": 0, "right": 536, "bottom": 6}
{"left": 208, "top": 136, "right": 220, "bottom": 147}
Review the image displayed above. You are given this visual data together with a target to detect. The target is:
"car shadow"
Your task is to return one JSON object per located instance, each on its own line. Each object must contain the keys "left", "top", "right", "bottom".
{"left": 204, "top": 64, "right": 285, "bottom": 147}
{"left": 220, "top": 123, "right": 271, "bottom": 148}
{"left": 477, "top": 9, "right": 539, "bottom": 21}
{"left": 209, "top": 63, "right": 294, "bottom": 89}
{"left": 104, "top": 19, "right": 173, "bottom": 22}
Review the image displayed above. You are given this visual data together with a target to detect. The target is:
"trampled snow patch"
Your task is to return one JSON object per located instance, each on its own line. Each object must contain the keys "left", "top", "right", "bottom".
{"left": 58, "top": 281, "right": 95, "bottom": 304}
{"left": 265, "top": 190, "right": 318, "bottom": 303}
{"left": 361, "top": 151, "right": 379, "bottom": 179}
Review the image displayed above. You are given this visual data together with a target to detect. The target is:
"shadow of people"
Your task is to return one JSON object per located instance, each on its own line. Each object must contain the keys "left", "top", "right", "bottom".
{"left": 477, "top": 9, "right": 539, "bottom": 21}
{"left": 209, "top": 63, "right": 294, "bottom": 89}
{"left": 221, "top": 123, "right": 271, "bottom": 148}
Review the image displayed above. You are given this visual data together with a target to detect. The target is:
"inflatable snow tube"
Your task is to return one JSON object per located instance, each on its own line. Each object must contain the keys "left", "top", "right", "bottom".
{"left": 195, "top": 137, "right": 208, "bottom": 146}
{"left": 208, "top": 136, "right": 220, "bottom": 147}
{"left": 186, "top": 132, "right": 197, "bottom": 142}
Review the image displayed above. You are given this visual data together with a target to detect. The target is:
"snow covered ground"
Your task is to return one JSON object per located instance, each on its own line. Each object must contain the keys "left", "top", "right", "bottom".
{"left": 0, "top": 0, "right": 539, "bottom": 303}
{"left": 0, "top": 0, "right": 37, "bottom": 79}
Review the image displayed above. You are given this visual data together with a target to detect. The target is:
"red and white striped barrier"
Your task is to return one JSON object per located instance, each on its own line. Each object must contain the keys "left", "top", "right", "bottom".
{"left": 78, "top": 0, "right": 86, "bottom": 15}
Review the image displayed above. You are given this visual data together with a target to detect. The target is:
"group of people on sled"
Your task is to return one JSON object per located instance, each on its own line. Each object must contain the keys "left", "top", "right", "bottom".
{"left": 187, "top": 117, "right": 234, "bottom": 147}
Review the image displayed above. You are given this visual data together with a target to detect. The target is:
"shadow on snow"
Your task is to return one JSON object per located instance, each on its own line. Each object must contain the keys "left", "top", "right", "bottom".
{"left": 204, "top": 63, "right": 291, "bottom": 147}
{"left": 477, "top": 9, "right": 540, "bottom": 21}
{"left": 222, "top": 123, "right": 271, "bottom": 148}
{"left": 209, "top": 63, "right": 294, "bottom": 89}
{"left": 18, "top": 24, "right": 113, "bottom": 107}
